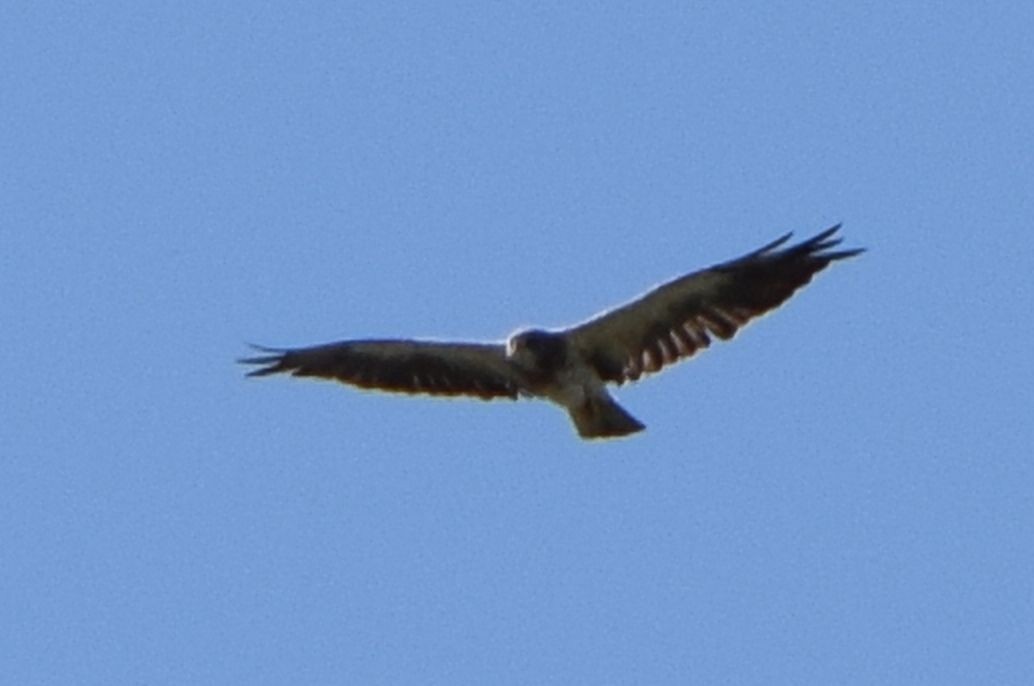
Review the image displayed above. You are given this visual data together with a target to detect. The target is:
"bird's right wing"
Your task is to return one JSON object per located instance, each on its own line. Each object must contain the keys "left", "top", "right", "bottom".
{"left": 240, "top": 339, "right": 522, "bottom": 400}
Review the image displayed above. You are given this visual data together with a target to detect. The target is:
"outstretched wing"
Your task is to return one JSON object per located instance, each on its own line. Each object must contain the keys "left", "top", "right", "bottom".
{"left": 565, "top": 225, "right": 863, "bottom": 384}
{"left": 240, "top": 339, "right": 522, "bottom": 400}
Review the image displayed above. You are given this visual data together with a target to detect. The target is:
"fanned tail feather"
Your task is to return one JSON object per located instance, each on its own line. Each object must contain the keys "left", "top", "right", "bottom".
{"left": 569, "top": 395, "right": 645, "bottom": 439}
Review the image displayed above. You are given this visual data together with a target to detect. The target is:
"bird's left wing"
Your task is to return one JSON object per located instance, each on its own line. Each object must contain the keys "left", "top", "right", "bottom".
{"left": 565, "top": 225, "right": 863, "bottom": 384}
{"left": 240, "top": 339, "right": 522, "bottom": 400}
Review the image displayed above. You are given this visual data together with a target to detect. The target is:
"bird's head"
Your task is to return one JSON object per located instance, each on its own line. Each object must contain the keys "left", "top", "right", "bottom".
{"left": 506, "top": 328, "right": 568, "bottom": 371}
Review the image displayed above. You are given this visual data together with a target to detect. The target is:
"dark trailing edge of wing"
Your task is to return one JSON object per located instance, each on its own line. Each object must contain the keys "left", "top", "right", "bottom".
{"left": 239, "top": 340, "right": 521, "bottom": 400}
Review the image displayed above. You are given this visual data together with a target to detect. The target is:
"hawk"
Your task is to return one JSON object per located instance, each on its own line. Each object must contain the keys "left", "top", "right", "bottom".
{"left": 241, "top": 225, "right": 862, "bottom": 440}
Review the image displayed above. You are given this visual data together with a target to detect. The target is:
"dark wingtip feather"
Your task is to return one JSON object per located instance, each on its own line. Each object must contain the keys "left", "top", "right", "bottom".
{"left": 242, "top": 360, "right": 286, "bottom": 377}
{"left": 784, "top": 223, "right": 865, "bottom": 261}
{"left": 823, "top": 247, "right": 866, "bottom": 261}
{"left": 811, "top": 222, "right": 843, "bottom": 242}
{"left": 243, "top": 342, "right": 286, "bottom": 354}
{"left": 238, "top": 343, "right": 290, "bottom": 376}
{"left": 748, "top": 231, "right": 794, "bottom": 257}
{"left": 794, "top": 223, "right": 842, "bottom": 250}
{"left": 806, "top": 224, "right": 866, "bottom": 260}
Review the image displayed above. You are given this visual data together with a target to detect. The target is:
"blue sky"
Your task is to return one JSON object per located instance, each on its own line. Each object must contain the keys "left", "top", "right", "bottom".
{"left": 3, "top": 3, "right": 1032, "bottom": 684}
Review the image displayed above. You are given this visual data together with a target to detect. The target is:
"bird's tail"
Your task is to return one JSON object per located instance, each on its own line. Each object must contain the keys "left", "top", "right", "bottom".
{"left": 569, "top": 394, "right": 645, "bottom": 440}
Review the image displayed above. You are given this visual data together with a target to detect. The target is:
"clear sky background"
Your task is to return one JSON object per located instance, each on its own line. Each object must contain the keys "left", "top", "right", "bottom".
{"left": 3, "top": 3, "right": 1032, "bottom": 684}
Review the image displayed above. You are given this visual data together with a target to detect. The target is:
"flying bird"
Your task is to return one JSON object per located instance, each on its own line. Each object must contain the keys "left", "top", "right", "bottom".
{"left": 241, "top": 225, "right": 862, "bottom": 439}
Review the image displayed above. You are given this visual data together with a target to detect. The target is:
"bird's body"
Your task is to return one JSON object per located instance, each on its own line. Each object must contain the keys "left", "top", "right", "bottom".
{"left": 504, "top": 329, "right": 644, "bottom": 437}
{"left": 242, "top": 225, "right": 862, "bottom": 440}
